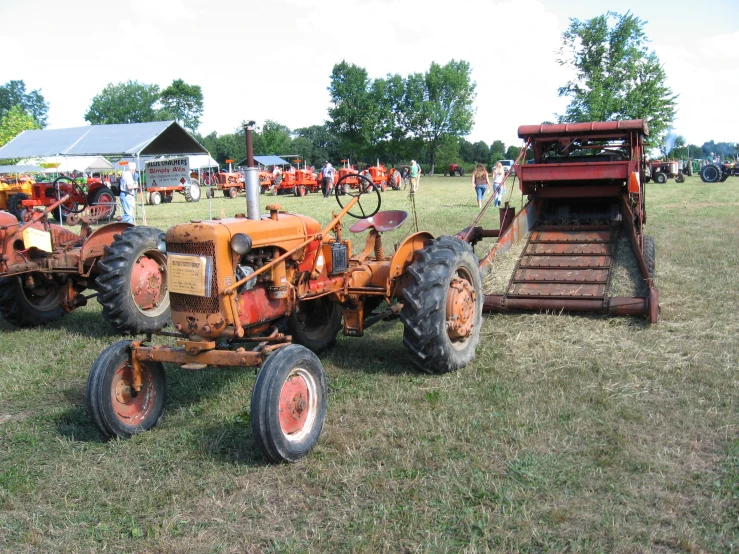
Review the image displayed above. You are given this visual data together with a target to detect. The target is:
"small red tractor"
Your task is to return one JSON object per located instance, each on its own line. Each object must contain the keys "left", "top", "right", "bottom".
{"left": 203, "top": 170, "right": 245, "bottom": 200}
{"left": 447, "top": 163, "right": 465, "bottom": 177}
{"left": 2, "top": 174, "right": 116, "bottom": 222}
{"left": 0, "top": 197, "right": 170, "bottom": 333}
{"left": 268, "top": 166, "right": 321, "bottom": 197}
{"left": 700, "top": 160, "right": 739, "bottom": 183}
{"left": 646, "top": 159, "right": 685, "bottom": 184}
{"left": 459, "top": 119, "right": 658, "bottom": 324}
{"left": 86, "top": 128, "right": 483, "bottom": 464}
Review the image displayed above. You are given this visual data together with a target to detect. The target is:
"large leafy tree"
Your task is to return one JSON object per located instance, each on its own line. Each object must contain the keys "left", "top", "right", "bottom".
{"left": 159, "top": 79, "right": 204, "bottom": 132}
{"left": 257, "top": 120, "right": 292, "bottom": 155}
{"left": 556, "top": 11, "right": 677, "bottom": 147}
{"left": 407, "top": 60, "right": 476, "bottom": 174}
{"left": 85, "top": 80, "right": 165, "bottom": 125}
{"left": 0, "top": 80, "right": 49, "bottom": 127}
{"left": 0, "top": 106, "right": 40, "bottom": 155}
{"left": 327, "top": 61, "right": 375, "bottom": 161}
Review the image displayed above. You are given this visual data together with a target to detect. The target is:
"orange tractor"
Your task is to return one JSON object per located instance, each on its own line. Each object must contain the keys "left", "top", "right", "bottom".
{"left": 2, "top": 174, "right": 116, "bottom": 222}
{"left": 86, "top": 127, "right": 483, "bottom": 463}
{"left": 0, "top": 196, "right": 169, "bottom": 333}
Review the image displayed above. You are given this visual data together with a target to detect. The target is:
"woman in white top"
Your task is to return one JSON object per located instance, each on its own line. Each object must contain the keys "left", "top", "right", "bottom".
{"left": 492, "top": 161, "right": 506, "bottom": 207}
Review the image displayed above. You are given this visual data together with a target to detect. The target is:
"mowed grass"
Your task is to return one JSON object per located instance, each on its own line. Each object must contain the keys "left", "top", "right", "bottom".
{"left": 0, "top": 174, "right": 737, "bottom": 553}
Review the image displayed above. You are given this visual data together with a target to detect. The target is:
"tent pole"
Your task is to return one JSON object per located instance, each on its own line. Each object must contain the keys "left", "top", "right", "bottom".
{"left": 206, "top": 149, "right": 213, "bottom": 220}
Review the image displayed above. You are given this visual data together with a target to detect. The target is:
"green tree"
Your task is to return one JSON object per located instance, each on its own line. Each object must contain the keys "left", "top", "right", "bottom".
{"left": 294, "top": 124, "right": 339, "bottom": 165}
{"left": 327, "top": 61, "right": 375, "bottom": 160}
{"left": 408, "top": 60, "right": 476, "bottom": 174}
{"left": 556, "top": 11, "right": 677, "bottom": 147}
{"left": 258, "top": 120, "right": 292, "bottom": 155}
{"left": 0, "top": 80, "right": 49, "bottom": 127}
{"left": 0, "top": 105, "right": 40, "bottom": 152}
{"left": 159, "top": 79, "right": 204, "bottom": 132}
{"left": 85, "top": 80, "right": 165, "bottom": 125}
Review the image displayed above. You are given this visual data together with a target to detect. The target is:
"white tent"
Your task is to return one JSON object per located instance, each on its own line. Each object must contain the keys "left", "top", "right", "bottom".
{"left": 23, "top": 155, "right": 114, "bottom": 173}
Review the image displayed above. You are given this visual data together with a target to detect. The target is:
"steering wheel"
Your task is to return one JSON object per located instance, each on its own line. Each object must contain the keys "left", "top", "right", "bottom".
{"left": 335, "top": 173, "right": 381, "bottom": 219}
{"left": 53, "top": 176, "right": 87, "bottom": 214}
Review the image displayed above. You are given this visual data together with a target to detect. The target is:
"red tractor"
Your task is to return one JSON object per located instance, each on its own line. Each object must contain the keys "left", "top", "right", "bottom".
{"left": 0, "top": 197, "right": 169, "bottom": 333}
{"left": 7, "top": 176, "right": 116, "bottom": 223}
{"left": 646, "top": 159, "right": 685, "bottom": 184}
{"left": 85, "top": 134, "right": 483, "bottom": 463}
{"left": 447, "top": 163, "right": 465, "bottom": 177}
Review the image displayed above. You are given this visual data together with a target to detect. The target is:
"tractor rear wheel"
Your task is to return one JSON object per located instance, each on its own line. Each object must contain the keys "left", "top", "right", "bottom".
{"left": 655, "top": 172, "right": 667, "bottom": 184}
{"left": 7, "top": 192, "right": 30, "bottom": 221}
{"left": 86, "top": 340, "right": 166, "bottom": 439}
{"left": 184, "top": 183, "right": 201, "bottom": 202}
{"left": 287, "top": 296, "right": 342, "bottom": 354}
{"left": 96, "top": 226, "right": 170, "bottom": 335}
{"left": 700, "top": 164, "right": 722, "bottom": 183}
{"left": 251, "top": 344, "right": 327, "bottom": 463}
{"left": 0, "top": 274, "right": 66, "bottom": 327}
{"left": 399, "top": 236, "right": 483, "bottom": 374}
{"left": 88, "top": 186, "right": 117, "bottom": 219}
{"left": 644, "top": 235, "right": 655, "bottom": 279}
{"left": 459, "top": 167, "right": 465, "bottom": 177}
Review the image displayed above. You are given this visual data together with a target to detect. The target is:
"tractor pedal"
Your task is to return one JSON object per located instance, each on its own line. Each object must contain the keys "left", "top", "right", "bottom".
{"left": 180, "top": 363, "right": 208, "bottom": 370}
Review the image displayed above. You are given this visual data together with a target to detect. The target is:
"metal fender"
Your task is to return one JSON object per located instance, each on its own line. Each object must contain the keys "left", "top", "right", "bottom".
{"left": 387, "top": 231, "right": 434, "bottom": 283}
{"left": 79, "top": 222, "right": 134, "bottom": 264}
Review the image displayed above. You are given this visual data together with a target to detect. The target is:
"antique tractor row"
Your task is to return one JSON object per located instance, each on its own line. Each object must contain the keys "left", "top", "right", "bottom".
{"left": 86, "top": 134, "right": 484, "bottom": 464}
{"left": 1, "top": 175, "right": 117, "bottom": 222}
{"left": 0, "top": 197, "right": 169, "bottom": 334}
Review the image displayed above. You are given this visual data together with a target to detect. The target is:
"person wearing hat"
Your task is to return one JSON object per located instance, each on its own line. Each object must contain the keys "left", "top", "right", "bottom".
{"left": 409, "top": 160, "right": 420, "bottom": 193}
{"left": 321, "top": 161, "right": 334, "bottom": 198}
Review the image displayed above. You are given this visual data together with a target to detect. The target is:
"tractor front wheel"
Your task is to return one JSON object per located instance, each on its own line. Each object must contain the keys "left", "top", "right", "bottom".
{"left": 96, "top": 226, "right": 170, "bottom": 334}
{"left": 150, "top": 191, "right": 162, "bottom": 205}
{"left": 675, "top": 173, "right": 685, "bottom": 184}
{"left": 287, "top": 296, "right": 342, "bottom": 354}
{"left": 86, "top": 340, "right": 166, "bottom": 439}
{"left": 0, "top": 275, "right": 66, "bottom": 327}
{"left": 7, "top": 192, "right": 30, "bottom": 221}
{"left": 399, "top": 236, "right": 483, "bottom": 373}
{"left": 184, "top": 183, "right": 201, "bottom": 202}
{"left": 251, "top": 344, "right": 327, "bottom": 463}
{"left": 228, "top": 186, "right": 238, "bottom": 199}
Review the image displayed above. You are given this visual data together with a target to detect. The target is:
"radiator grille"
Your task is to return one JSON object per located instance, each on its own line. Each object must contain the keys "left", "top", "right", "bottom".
{"left": 167, "top": 241, "right": 220, "bottom": 313}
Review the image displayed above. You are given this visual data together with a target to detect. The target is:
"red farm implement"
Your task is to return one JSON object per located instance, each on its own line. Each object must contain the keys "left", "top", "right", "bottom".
{"left": 458, "top": 119, "right": 658, "bottom": 323}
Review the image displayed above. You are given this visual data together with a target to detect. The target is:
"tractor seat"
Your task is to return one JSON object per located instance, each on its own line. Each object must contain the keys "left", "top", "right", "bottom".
{"left": 349, "top": 210, "right": 408, "bottom": 233}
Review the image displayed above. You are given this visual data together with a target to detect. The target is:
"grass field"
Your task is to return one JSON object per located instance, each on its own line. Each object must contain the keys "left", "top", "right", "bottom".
{"left": 0, "top": 174, "right": 737, "bottom": 553}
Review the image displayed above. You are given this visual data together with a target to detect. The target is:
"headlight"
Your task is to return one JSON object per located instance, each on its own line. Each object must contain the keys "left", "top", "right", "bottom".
{"left": 231, "top": 233, "right": 252, "bottom": 255}
{"left": 157, "top": 233, "right": 167, "bottom": 253}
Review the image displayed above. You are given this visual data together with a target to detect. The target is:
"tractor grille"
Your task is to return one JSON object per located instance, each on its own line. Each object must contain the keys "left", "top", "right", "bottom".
{"left": 167, "top": 241, "right": 220, "bottom": 313}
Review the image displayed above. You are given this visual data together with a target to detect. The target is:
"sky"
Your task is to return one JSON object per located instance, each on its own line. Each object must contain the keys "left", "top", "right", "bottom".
{"left": 3, "top": 0, "right": 738, "bottom": 151}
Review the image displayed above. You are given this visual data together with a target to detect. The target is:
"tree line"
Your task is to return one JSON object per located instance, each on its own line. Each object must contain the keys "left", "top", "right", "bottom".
{"left": 3, "top": 11, "right": 737, "bottom": 168}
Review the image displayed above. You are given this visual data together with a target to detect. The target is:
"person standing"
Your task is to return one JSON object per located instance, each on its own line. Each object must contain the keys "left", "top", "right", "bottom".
{"left": 492, "top": 161, "right": 506, "bottom": 207}
{"left": 321, "top": 162, "right": 334, "bottom": 197}
{"left": 409, "top": 160, "right": 420, "bottom": 193}
{"left": 119, "top": 166, "right": 137, "bottom": 224}
{"left": 471, "top": 164, "right": 490, "bottom": 208}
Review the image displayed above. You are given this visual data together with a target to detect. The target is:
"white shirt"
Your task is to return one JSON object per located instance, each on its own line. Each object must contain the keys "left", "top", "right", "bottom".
{"left": 120, "top": 170, "right": 136, "bottom": 193}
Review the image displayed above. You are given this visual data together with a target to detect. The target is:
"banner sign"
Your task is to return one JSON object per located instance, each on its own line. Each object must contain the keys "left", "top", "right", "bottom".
{"left": 145, "top": 157, "right": 189, "bottom": 188}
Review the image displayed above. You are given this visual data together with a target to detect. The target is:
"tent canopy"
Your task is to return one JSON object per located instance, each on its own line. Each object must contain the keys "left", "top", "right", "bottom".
{"left": 240, "top": 155, "right": 290, "bottom": 167}
{"left": 0, "top": 121, "right": 208, "bottom": 160}
{"left": 0, "top": 164, "right": 48, "bottom": 174}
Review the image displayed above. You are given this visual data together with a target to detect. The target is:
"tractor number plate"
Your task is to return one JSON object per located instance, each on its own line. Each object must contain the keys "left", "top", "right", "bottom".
{"left": 167, "top": 254, "right": 213, "bottom": 297}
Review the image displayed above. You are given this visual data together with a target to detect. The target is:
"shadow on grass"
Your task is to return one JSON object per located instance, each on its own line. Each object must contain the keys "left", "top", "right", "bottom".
{"left": 198, "top": 420, "right": 268, "bottom": 466}
{"left": 55, "top": 365, "right": 250, "bottom": 444}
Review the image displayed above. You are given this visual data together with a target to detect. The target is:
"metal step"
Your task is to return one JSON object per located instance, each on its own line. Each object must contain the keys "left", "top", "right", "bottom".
{"left": 506, "top": 226, "right": 617, "bottom": 300}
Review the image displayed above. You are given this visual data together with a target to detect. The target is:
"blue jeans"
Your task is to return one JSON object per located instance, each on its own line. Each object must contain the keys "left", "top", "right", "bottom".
{"left": 120, "top": 192, "right": 135, "bottom": 224}
{"left": 475, "top": 185, "right": 488, "bottom": 202}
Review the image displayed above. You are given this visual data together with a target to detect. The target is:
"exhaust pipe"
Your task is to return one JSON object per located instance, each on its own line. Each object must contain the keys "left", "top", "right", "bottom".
{"left": 244, "top": 121, "right": 260, "bottom": 220}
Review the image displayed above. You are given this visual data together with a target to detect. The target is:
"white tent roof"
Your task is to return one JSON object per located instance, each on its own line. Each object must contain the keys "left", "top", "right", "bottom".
{"left": 23, "top": 155, "right": 114, "bottom": 172}
{"left": 0, "top": 121, "right": 208, "bottom": 160}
